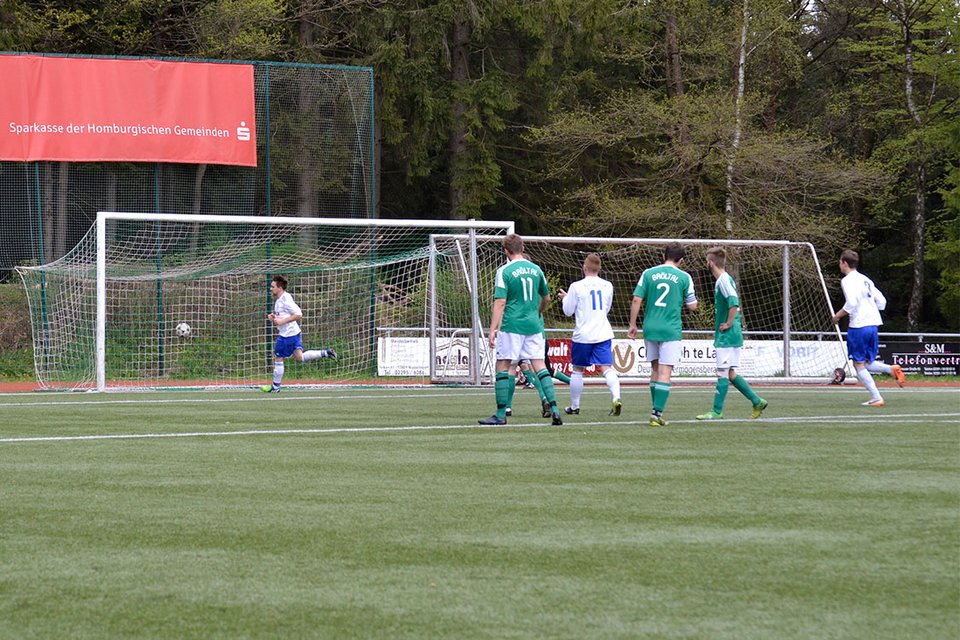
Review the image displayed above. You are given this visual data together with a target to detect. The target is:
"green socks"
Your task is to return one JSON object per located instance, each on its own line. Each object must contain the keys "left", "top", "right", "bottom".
{"left": 495, "top": 371, "right": 516, "bottom": 419}
{"left": 732, "top": 375, "right": 760, "bottom": 405}
{"left": 713, "top": 377, "right": 730, "bottom": 415}
{"left": 651, "top": 381, "right": 671, "bottom": 413}
{"left": 553, "top": 370, "right": 571, "bottom": 385}
{"left": 536, "top": 368, "right": 558, "bottom": 410}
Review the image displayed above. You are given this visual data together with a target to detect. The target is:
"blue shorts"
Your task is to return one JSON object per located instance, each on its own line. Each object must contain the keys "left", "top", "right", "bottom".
{"left": 275, "top": 333, "right": 304, "bottom": 359}
{"left": 846, "top": 326, "right": 879, "bottom": 363}
{"left": 571, "top": 339, "right": 613, "bottom": 368}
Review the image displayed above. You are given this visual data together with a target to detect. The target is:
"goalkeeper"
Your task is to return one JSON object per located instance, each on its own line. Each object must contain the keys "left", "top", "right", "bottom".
{"left": 262, "top": 275, "right": 337, "bottom": 393}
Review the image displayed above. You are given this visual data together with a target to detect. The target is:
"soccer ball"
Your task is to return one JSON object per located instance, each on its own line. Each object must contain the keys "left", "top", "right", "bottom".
{"left": 175, "top": 322, "right": 192, "bottom": 338}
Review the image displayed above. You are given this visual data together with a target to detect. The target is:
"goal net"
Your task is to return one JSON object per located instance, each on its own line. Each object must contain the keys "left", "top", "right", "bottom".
{"left": 429, "top": 236, "right": 847, "bottom": 384}
{"left": 16, "top": 212, "right": 512, "bottom": 391}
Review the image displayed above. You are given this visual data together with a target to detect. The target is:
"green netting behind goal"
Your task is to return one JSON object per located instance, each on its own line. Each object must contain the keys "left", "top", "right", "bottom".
{"left": 0, "top": 55, "right": 374, "bottom": 273}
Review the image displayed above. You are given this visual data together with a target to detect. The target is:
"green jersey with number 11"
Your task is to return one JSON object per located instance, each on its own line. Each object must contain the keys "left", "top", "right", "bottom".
{"left": 494, "top": 258, "right": 549, "bottom": 335}
{"left": 633, "top": 264, "right": 696, "bottom": 342}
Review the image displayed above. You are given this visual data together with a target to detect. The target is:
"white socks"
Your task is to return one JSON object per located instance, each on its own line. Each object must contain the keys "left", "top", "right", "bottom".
{"left": 272, "top": 361, "right": 285, "bottom": 387}
{"left": 857, "top": 367, "right": 881, "bottom": 400}
{"left": 569, "top": 371, "right": 583, "bottom": 409}
{"left": 301, "top": 350, "right": 325, "bottom": 362}
{"left": 866, "top": 361, "right": 893, "bottom": 375}
{"left": 604, "top": 369, "right": 621, "bottom": 401}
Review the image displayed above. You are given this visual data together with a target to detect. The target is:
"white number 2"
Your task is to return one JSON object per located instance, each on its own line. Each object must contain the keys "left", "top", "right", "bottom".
{"left": 654, "top": 282, "right": 670, "bottom": 307}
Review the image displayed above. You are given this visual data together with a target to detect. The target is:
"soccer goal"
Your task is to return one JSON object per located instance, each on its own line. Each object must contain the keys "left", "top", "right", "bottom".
{"left": 428, "top": 236, "right": 848, "bottom": 385}
{"left": 16, "top": 212, "right": 513, "bottom": 391}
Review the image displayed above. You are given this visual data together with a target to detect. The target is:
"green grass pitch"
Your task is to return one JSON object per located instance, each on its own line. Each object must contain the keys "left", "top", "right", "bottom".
{"left": 0, "top": 384, "right": 957, "bottom": 639}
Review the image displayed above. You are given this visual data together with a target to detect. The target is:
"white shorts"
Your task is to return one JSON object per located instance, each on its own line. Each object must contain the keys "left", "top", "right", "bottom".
{"left": 496, "top": 332, "right": 545, "bottom": 363}
{"left": 645, "top": 340, "right": 682, "bottom": 366}
{"left": 715, "top": 346, "right": 741, "bottom": 372}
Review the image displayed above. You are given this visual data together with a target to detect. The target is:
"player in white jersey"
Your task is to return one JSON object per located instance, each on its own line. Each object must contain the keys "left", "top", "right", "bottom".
{"left": 557, "top": 254, "right": 622, "bottom": 416}
{"left": 262, "top": 275, "right": 337, "bottom": 393}
{"left": 831, "top": 250, "right": 905, "bottom": 406}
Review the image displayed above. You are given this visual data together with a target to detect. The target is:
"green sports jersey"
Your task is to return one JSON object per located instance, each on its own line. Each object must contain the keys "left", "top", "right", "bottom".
{"left": 633, "top": 264, "right": 696, "bottom": 342}
{"left": 713, "top": 271, "right": 743, "bottom": 348}
{"left": 494, "top": 258, "right": 549, "bottom": 335}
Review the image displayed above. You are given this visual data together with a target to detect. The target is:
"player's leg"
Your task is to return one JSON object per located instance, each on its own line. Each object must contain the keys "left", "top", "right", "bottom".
{"left": 697, "top": 352, "right": 729, "bottom": 420}
{"left": 263, "top": 335, "right": 295, "bottom": 392}
{"left": 649, "top": 340, "right": 678, "bottom": 426}
{"left": 849, "top": 327, "right": 884, "bottom": 405}
{"left": 480, "top": 333, "right": 520, "bottom": 424}
{"left": 591, "top": 340, "right": 620, "bottom": 416}
{"left": 566, "top": 365, "right": 584, "bottom": 414}
{"left": 865, "top": 357, "right": 905, "bottom": 387}
{"left": 505, "top": 362, "right": 519, "bottom": 417}
{"left": 567, "top": 341, "right": 590, "bottom": 413}
{"left": 301, "top": 348, "right": 337, "bottom": 361}
{"left": 722, "top": 347, "right": 765, "bottom": 417}
{"left": 526, "top": 333, "right": 561, "bottom": 424}
{"left": 646, "top": 340, "right": 659, "bottom": 409}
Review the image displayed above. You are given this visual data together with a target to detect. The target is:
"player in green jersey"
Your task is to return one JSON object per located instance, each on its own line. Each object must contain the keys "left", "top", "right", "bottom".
{"left": 695, "top": 247, "right": 768, "bottom": 420}
{"left": 479, "top": 234, "right": 563, "bottom": 426}
{"left": 627, "top": 243, "right": 697, "bottom": 427}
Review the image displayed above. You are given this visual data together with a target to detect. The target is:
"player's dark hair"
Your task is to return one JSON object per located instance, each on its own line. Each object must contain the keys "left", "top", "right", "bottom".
{"left": 503, "top": 234, "right": 524, "bottom": 256}
{"left": 663, "top": 242, "right": 685, "bottom": 263}
{"left": 272, "top": 275, "right": 288, "bottom": 290}
{"left": 584, "top": 253, "right": 602, "bottom": 274}
{"left": 706, "top": 247, "right": 726, "bottom": 269}
{"left": 840, "top": 249, "right": 859, "bottom": 269}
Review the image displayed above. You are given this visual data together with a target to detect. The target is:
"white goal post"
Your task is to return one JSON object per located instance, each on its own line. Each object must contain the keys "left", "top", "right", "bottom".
{"left": 427, "top": 235, "right": 849, "bottom": 385}
{"left": 18, "top": 212, "right": 514, "bottom": 391}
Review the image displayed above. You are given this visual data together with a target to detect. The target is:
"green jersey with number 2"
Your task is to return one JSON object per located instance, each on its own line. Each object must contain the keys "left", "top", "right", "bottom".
{"left": 633, "top": 264, "right": 696, "bottom": 342}
{"left": 495, "top": 258, "right": 549, "bottom": 335}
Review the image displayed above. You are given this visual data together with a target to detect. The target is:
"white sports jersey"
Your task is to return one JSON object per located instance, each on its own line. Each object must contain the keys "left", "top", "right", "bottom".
{"left": 562, "top": 275, "right": 615, "bottom": 343}
{"left": 841, "top": 270, "right": 886, "bottom": 328}
{"left": 274, "top": 291, "right": 303, "bottom": 337}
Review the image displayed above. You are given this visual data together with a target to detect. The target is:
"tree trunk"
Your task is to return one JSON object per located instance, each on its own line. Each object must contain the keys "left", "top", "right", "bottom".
{"left": 724, "top": 0, "right": 749, "bottom": 234}
{"left": 897, "top": 0, "right": 925, "bottom": 330}
{"left": 447, "top": 12, "right": 470, "bottom": 220}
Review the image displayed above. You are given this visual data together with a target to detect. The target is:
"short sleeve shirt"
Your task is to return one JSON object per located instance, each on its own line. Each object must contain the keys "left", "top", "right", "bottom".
{"left": 562, "top": 275, "right": 615, "bottom": 343}
{"left": 274, "top": 291, "right": 303, "bottom": 338}
{"left": 713, "top": 272, "right": 743, "bottom": 348}
{"left": 840, "top": 270, "right": 886, "bottom": 328}
{"left": 494, "top": 258, "right": 549, "bottom": 335}
{"left": 633, "top": 264, "right": 695, "bottom": 342}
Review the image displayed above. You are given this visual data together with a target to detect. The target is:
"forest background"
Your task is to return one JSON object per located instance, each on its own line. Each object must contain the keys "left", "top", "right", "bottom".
{"left": 0, "top": 0, "right": 957, "bottom": 332}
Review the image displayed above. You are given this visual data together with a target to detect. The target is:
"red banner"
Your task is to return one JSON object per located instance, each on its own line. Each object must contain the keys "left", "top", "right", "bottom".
{"left": 0, "top": 55, "right": 257, "bottom": 166}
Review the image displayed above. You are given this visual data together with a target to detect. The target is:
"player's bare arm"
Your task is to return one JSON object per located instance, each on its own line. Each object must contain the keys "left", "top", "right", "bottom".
{"left": 720, "top": 305, "right": 738, "bottom": 332}
{"left": 488, "top": 298, "right": 506, "bottom": 348}
{"left": 538, "top": 293, "right": 551, "bottom": 317}
{"left": 627, "top": 296, "right": 643, "bottom": 339}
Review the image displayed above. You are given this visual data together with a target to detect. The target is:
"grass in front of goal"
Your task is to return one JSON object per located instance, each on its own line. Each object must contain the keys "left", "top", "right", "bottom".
{"left": 0, "top": 385, "right": 957, "bottom": 639}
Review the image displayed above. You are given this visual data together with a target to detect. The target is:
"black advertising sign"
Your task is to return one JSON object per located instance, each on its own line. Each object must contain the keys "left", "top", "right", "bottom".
{"left": 879, "top": 340, "right": 960, "bottom": 376}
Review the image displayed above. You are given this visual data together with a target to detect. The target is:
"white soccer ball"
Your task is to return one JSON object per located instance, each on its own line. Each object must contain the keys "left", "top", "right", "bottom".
{"left": 175, "top": 322, "right": 192, "bottom": 338}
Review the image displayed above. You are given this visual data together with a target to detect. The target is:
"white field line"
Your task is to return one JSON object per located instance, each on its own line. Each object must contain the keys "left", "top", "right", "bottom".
{"left": 0, "top": 385, "right": 954, "bottom": 408}
{"left": 0, "top": 413, "right": 957, "bottom": 444}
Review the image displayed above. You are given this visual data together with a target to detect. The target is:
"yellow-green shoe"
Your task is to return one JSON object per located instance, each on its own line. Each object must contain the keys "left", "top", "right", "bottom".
{"left": 696, "top": 411, "right": 723, "bottom": 420}
{"left": 609, "top": 399, "right": 623, "bottom": 416}
{"left": 751, "top": 398, "right": 768, "bottom": 419}
{"left": 648, "top": 415, "right": 668, "bottom": 427}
